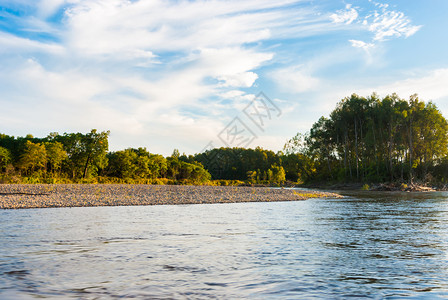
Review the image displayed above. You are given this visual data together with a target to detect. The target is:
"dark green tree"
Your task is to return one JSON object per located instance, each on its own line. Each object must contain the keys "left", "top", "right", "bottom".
{"left": 0, "top": 146, "right": 11, "bottom": 172}
{"left": 19, "top": 141, "right": 47, "bottom": 175}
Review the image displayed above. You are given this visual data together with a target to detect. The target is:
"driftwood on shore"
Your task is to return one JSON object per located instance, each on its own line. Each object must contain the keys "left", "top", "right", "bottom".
{"left": 0, "top": 184, "right": 342, "bottom": 209}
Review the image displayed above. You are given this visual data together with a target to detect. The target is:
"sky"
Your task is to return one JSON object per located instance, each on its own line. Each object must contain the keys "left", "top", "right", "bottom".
{"left": 1, "top": 0, "right": 448, "bottom": 156}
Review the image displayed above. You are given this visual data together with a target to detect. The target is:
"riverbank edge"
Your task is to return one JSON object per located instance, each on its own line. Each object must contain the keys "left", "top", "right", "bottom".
{"left": 301, "top": 182, "right": 445, "bottom": 192}
{"left": 0, "top": 184, "right": 343, "bottom": 209}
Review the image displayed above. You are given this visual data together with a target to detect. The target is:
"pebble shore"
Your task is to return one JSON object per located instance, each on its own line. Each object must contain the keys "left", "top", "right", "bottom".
{"left": 0, "top": 184, "right": 342, "bottom": 209}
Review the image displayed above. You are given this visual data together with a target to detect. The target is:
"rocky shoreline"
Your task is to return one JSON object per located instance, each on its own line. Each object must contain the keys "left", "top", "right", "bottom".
{"left": 0, "top": 184, "right": 343, "bottom": 209}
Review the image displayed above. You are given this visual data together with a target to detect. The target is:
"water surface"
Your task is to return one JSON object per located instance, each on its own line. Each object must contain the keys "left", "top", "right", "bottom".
{"left": 1, "top": 190, "right": 448, "bottom": 299}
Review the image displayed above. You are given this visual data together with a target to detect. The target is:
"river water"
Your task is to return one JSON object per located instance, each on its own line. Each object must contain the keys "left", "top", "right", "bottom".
{"left": 1, "top": 190, "right": 448, "bottom": 299}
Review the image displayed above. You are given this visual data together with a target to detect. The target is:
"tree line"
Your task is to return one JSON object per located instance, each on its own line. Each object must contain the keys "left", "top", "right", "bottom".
{"left": 2, "top": 93, "right": 447, "bottom": 186}
{"left": 0, "top": 130, "right": 210, "bottom": 184}
{"left": 0, "top": 129, "right": 289, "bottom": 185}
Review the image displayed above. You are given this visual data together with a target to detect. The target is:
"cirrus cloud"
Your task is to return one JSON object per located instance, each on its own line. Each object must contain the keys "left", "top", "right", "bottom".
{"left": 330, "top": 1, "right": 421, "bottom": 51}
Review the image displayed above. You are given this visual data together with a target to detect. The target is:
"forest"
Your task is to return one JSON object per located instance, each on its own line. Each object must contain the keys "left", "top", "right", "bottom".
{"left": 1, "top": 93, "right": 448, "bottom": 186}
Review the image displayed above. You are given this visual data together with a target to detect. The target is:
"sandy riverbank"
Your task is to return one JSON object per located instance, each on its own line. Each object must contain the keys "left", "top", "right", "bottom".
{"left": 0, "top": 184, "right": 342, "bottom": 209}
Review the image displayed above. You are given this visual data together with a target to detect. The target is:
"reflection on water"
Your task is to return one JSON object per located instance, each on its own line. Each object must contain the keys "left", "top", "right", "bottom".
{"left": 1, "top": 191, "right": 448, "bottom": 298}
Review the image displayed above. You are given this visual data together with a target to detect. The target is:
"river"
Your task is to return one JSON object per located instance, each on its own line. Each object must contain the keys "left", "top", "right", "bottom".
{"left": 1, "top": 190, "right": 448, "bottom": 299}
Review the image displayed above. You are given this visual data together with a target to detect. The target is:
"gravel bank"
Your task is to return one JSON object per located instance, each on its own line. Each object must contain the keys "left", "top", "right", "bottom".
{"left": 0, "top": 184, "right": 342, "bottom": 209}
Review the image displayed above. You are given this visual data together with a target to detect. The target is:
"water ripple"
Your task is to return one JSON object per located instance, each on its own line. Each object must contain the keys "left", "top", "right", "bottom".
{"left": 1, "top": 192, "right": 448, "bottom": 298}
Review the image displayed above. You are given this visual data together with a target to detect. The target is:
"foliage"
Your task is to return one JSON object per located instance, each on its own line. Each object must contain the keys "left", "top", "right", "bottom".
{"left": 194, "top": 147, "right": 281, "bottom": 181}
{"left": 0, "top": 146, "right": 11, "bottom": 171}
{"left": 19, "top": 141, "right": 47, "bottom": 175}
{"left": 45, "top": 141, "right": 67, "bottom": 173}
{"left": 105, "top": 147, "right": 210, "bottom": 184}
{"left": 58, "top": 129, "right": 110, "bottom": 179}
{"left": 293, "top": 93, "right": 448, "bottom": 184}
{"left": 283, "top": 132, "right": 308, "bottom": 155}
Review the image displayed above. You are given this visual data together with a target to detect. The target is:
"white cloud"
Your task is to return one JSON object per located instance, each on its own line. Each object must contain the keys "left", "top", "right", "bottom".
{"left": 349, "top": 39, "right": 374, "bottom": 51}
{"left": 368, "top": 9, "right": 422, "bottom": 41}
{"left": 270, "top": 66, "right": 319, "bottom": 94}
{"left": 63, "top": 0, "right": 302, "bottom": 57}
{"left": 38, "top": 0, "right": 68, "bottom": 18}
{"left": 330, "top": 4, "right": 358, "bottom": 25}
{"left": 196, "top": 47, "right": 272, "bottom": 87}
{"left": 366, "top": 68, "right": 448, "bottom": 102}
{"left": 218, "top": 72, "right": 259, "bottom": 88}
{"left": 331, "top": 2, "right": 421, "bottom": 50}
{"left": 349, "top": 39, "right": 375, "bottom": 59}
{"left": 0, "top": 32, "right": 64, "bottom": 54}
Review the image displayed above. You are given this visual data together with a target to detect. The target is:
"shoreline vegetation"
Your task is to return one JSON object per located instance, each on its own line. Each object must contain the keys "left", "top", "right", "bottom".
{"left": 0, "top": 184, "right": 342, "bottom": 209}
{"left": 2, "top": 93, "right": 448, "bottom": 194}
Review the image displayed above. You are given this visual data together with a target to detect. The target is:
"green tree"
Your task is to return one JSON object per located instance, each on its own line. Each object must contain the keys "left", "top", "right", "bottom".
{"left": 283, "top": 133, "right": 307, "bottom": 155}
{"left": 269, "top": 164, "right": 286, "bottom": 184}
{"left": 178, "top": 161, "right": 211, "bottom": 183}
{"left": 149, "top": 154, "right": 168, "bottom": 179}
{"left": 106, "top": 147, "right": 165, "bottom": 180}
{"left": 171, "top": 149, "right": 180, "bottom": 159}
{"left": 45, "top": 141, "right": 67, "bottom": 174}
{"left": 81, "top": 129, "right": 109, "bottom": 178}
{"left": 19, "top": 141, "right": 47, "bottom": 175}
{"left": 0, "top": 146, "right": 11, "bottom": 172}
{"left": 247, "top": 170, "right": 257, "bottom": 184}
{"left": 60, "top": 129, "right": 110, "bottom": 179}
{"left": 107, "top": 149, "right": 138, "bottom": 179}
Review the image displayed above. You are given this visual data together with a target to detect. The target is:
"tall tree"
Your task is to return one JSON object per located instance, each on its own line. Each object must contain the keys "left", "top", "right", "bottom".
{"left": 59, "top": 130, "right": 110, "bottom": 179}
{"left": 19, "top": 141, "right": 47, "bottom": 175}
{"left": 0, "top": 146, "right": 11, "bottom": 172}
{"left": 45, "top": 141, "right": 67, "bottom": 174}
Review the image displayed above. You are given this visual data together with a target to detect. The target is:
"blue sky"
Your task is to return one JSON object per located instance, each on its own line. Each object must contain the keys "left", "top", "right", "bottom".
{"left": 1, "top": 0, "right": 448, "bottom": 155}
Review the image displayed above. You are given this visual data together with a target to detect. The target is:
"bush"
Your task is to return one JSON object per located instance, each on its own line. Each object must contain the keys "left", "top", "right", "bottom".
{"left": 361, "top": 184, "right": 370, "bottom": 190}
